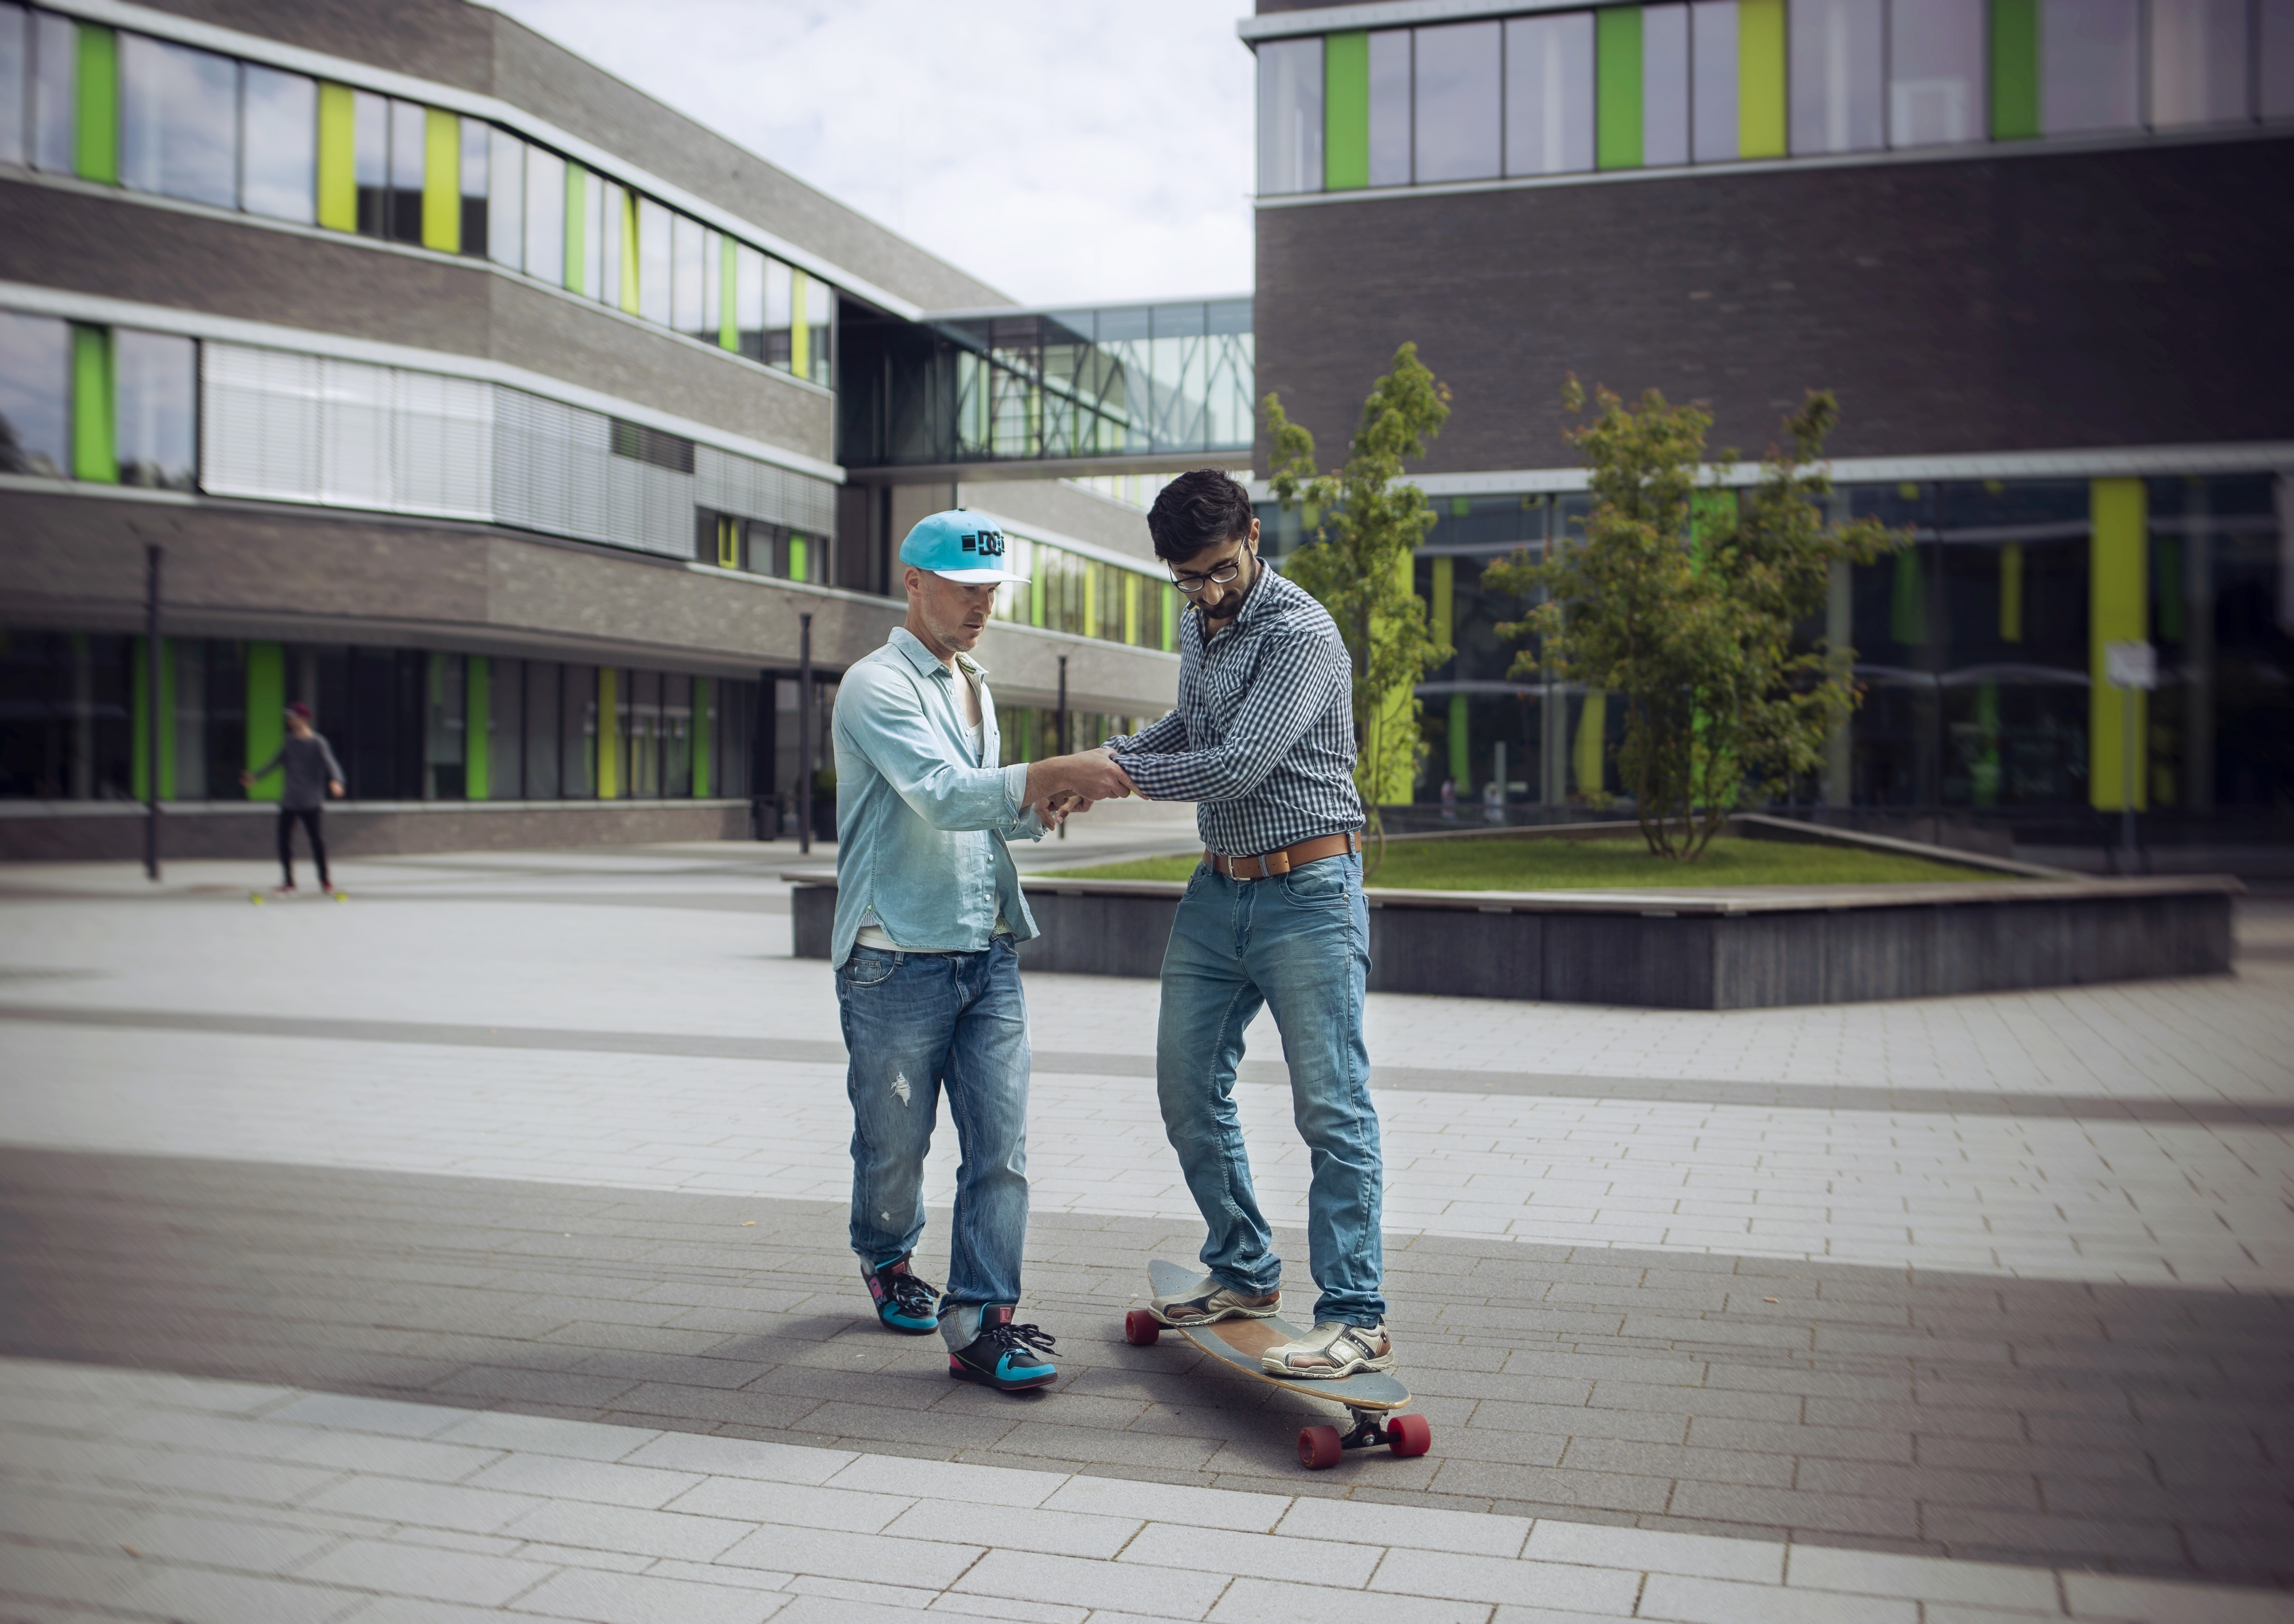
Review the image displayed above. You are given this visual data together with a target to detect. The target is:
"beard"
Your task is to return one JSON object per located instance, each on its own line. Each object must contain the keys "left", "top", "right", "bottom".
{"left": 1199, "top": 558, "right": 1259, "bottom": 626}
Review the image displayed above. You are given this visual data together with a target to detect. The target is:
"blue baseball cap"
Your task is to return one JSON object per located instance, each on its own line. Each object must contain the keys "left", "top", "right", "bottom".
{"left": 899, "top": 508, "right": 1029, "bottom": 586}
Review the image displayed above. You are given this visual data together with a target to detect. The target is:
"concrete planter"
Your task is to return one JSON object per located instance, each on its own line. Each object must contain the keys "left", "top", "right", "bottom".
{"left": 787, "top": 871, "right": 2239, "bottom": 1010}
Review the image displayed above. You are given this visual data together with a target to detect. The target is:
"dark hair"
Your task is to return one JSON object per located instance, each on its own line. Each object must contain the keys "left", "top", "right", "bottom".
{"left": 1147, "top": 470, "right": 1255, "bottom": 563}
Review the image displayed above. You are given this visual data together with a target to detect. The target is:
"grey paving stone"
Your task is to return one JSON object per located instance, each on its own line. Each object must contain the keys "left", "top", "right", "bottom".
{"left": 5, "top": 1149, "right": 2290, "bottom": 1587}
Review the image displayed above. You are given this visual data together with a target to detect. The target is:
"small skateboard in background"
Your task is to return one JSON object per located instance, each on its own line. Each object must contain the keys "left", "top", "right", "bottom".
{"left": 1127, "top": 1257, "right": 1430, "bottom": 1470}
{"left": 249, "top": 887, "right": 346, "bottom": 904}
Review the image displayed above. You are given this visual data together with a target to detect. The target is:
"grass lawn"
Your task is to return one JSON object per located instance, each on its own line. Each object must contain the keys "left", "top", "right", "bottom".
{"left": 1040, "top": 834, "right": 2007, "bottom": 890}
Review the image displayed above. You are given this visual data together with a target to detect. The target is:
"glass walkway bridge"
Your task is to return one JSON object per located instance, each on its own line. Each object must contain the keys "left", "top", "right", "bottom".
{"left": 837, "top": 296, "right": 1253, "bottom": 479}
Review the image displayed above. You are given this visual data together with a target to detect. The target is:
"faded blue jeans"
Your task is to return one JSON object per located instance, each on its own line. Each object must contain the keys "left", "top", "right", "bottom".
{"left": 1155, "top": 853, "right": 1385, "bottom": 1328}
{"left": 838, "top": 939, "right": 1030, "bottom": 1353}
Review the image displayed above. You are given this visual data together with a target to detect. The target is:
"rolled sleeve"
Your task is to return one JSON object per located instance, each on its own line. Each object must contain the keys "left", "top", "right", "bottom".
{"left": 1118, "top": 631, "right": 1343, "bottom": 805}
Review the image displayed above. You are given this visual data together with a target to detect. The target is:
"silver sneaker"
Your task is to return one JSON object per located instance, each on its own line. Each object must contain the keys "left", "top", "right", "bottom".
{"left": 1149, "top": 1275, "right": 1281, "bottom": 1327}
{"left": 1260, "top": 1320, "right": 1395, "bottom": 1378}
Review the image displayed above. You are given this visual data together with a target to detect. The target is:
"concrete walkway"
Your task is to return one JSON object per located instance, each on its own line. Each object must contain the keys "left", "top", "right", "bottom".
{"left": 1, "top": 844, "right": 2289, "bottom": 1623}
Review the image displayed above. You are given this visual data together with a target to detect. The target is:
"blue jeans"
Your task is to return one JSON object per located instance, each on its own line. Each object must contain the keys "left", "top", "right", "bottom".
{"left": 1155, "top": 853, "right": 1385, "bottom": 1327}
{"left": 837, "top": 939, "right": 1030, "bottom": 1353}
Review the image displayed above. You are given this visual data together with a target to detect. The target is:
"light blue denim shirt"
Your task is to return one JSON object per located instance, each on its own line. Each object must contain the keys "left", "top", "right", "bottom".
{"left": 829, "top": 626, "right": 1044, "bottom": 967}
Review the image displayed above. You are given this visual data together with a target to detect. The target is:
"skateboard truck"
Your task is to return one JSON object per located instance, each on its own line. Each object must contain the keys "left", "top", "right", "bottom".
{"left": 1298, "top": 1407, "right": 1430, "bottom": 1468}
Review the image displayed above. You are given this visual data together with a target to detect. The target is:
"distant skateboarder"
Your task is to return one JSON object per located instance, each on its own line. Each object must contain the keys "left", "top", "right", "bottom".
{"left": 241, "top": 701, "right": 345, "bottom": 895}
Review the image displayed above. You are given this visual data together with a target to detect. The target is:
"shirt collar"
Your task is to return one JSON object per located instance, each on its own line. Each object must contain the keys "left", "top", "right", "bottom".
{"left": 888, "top": 625, "right": 989, "bottom": 682}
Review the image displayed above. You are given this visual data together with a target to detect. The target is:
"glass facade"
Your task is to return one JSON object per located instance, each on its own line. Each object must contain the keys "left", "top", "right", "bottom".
{"left": 1262, "top": 475, "right": 2293, "bottom": 825}
{"left": 0, "top": 633, "right": 765, "bottom": 805}
{"left": 1265, "top": 0, "right": 2293, "bottom": 194}
{"left": 0, "top": 5, "right": 838, "bottom": 386}
{"left": 840, "top": 299, "right": 1253, "bottom": 469}
{"left": 988, "top": 532, "right": 1184, "bottom": 655}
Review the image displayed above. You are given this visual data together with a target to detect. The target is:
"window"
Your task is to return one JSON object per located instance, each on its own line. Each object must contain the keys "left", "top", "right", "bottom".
{"left": 2042, "top": 0, "right": 2141, "bottom": 134}
{"left": 2269, "top": 0, "right": 2294, "bottom": 119}
{"left": 31, "top": 8, "right": 70, "bottom": 172}
{"left": 636, "top": 196, "right": 672, "bottom": 326}
{"left": 1417, "top": 21, "right": 1502, "bottom": 182}
{"left": 1691, "top": 1, "right": 1741, "bottom": 160}
{"left": 114, "top": 328, "right": 195, "bottom": 489}
{"left": 1643, "top": 4, "right": 1692, "bottom": 166}
{"left": 576, "top": 166, "right": 605, "bottom": 297}
{"left": 485, "top": 126, "right": 522, "bottom": 268}
{"left": 671, "top": 213, "right": 704, "bottom": 334}
{"left": 1504, "top": 13, "right": 1594, "bottom": 177}
{"left": 119, "top": 33, "right": 237, "bottom": 208}
{"left": 764, "top": 254, "right": 793, "bottom": 369}
{"left": 696, "top": 227, "right": 722, "bottom": 345}
{"left": 241, "top": 64, "right": 315, "bottom": 223}
{"left": 524, "top": 659, "right": 560, "bottom": 798}
{"left": 387, "top": 97, "right": 425, "bottom": 243}
{"left": 1367, "top": 30, "right": 1411, "bottom": 185}
{"left": 735, "top": 243, "right": 767, "bottom": 361}
{"left": 1887, "top": 0, "right": 1983, "bottom": 146}
{"left": 1790, "top": 0, "right": 1884, "bottom": 155}
{"left": 0, "top": 3, "right": 24, "bottom": 167}
{"left": 456, "top": 114, "right": 487, "bottom": 254}
{"left": 1257, "top": 36, "right": 1323, "bottom": 194}
{"left": 352, "top": 89, "right": 387, "bottom": 236}
{"left": 0, "top": 309, "right": 69, "bottom": 477}
{"left": 523, "top": 142, "right": 565, "bottom": 285}
{"left": 599, "top": 181, "right": 626, "bottom": 308}
{"left": 2149, "top": 0, "right": 2251, "bottom": 126}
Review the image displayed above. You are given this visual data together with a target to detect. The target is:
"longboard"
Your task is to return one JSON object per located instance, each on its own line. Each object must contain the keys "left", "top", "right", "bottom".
{"left": 1127, "top": 1257, "right": 1430, "bottom": 1469}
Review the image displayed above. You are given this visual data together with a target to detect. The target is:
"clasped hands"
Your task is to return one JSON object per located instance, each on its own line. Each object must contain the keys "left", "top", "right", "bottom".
{"left": 1028, "top": 745, "right": 1139, "bottom": 831}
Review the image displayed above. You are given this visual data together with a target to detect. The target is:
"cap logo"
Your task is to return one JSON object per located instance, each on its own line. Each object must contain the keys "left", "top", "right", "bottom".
{"left": 959, "top": 530, "right": 1005, "bottom": 557}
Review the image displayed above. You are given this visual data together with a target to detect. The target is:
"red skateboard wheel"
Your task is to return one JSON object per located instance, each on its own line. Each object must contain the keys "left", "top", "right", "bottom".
{"left": 1123, "top": 1309, "right": 1160, "bottom": 1347}
{"left": 1386, "top": 1413, "right": 1432, "bottom": 1457}
{"left": 1298, "top": 1424, "right": 1344, "bottom": 1469}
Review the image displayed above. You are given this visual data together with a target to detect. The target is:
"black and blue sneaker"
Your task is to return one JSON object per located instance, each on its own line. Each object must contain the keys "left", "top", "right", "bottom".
{"left": 946, "top": 1304, "right": 1058, "bottom": 1393}
{"left": 862, "top": 1254, "right": 940, "bottom": 1335}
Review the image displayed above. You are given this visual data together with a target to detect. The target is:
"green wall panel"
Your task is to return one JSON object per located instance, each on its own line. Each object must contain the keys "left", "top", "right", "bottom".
{"left": 244, "top": 643, "right": 285, "bottom": 802}
{"left": 1989, "top": 0, "right": 2041, "bottom": 139}
{"left": 1448, "top": 691, "right": 1470, "bottom": 790}
{"left": 2090, "top": 478, "right": 2147, "bottom": 811}
{"left": 423, "top": 107, "right": 460, "bottom": 251}
{"left": 564, "top": 165, "right": 587, "bottom": 295}
{"left": 316, "top": 83, "right": 356, "bottom": 231}
{"left": 465, "top": 656, "right": 490, "bottom": 801}
{"left": 70, "top": 325, "right": 115, "bottom": 484}
{"left": 720, "top": 234, "right": 738, "bottom": 350}
{"left": 73, "top": 22, "right": 115, "bottom": 183}
{"left": 1738, "top": 0, "right": 1787, "bottom": 158}
{"left": 1597, "top": 7, "right": 1645, "bottom": 171}
{"left": 1324, "top": 31, "right": 1370, "bottom": 191}
{"left": 693, "top": 677, "right": 712, "bottom": 798}
{"left": 130, "top": 637, "right": 175, "bottom": 801}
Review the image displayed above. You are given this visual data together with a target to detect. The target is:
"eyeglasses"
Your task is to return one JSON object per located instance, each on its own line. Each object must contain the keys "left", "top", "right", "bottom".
{"left": 1170, "top": 555, "right": 1247, "bottom": 593}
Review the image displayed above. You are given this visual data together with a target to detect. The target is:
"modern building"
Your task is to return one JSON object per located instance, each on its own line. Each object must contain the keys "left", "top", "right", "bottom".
{"left": 0, "top": 0, "right": 1249, "bottom": 857}
{"left": 1244, "top": 0, "right": 2294, "bottom": 851}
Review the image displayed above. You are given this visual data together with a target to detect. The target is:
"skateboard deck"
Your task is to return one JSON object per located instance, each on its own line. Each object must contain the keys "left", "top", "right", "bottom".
{"left": 1142, "top": 1258, "right": 1409, "bottom": 1410}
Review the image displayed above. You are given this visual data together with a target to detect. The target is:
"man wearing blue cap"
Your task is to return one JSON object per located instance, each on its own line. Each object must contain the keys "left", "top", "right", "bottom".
{"left": 832, "top": 508, "right": 1137, "bottom": 1393}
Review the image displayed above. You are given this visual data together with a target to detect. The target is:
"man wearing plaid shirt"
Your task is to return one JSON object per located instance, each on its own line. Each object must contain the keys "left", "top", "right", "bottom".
{"left": 1105, "top": 469, "right": 1394, "bottom": 1381}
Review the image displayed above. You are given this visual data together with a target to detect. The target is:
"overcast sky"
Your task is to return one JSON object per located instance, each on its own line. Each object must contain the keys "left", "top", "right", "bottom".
{"left": 481, "top": 0, "right": 1257, "bottom": 309}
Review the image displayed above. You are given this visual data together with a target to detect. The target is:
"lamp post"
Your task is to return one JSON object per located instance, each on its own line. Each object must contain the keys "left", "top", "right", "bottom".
{"left": 2104, "top": 640, "right": 2156, "bottom": 873}
{"left": 797, "top": 613, "right": 814, "bottom": 856}
{"left": 144, "top": 544, "right": 162, "bottom": 882}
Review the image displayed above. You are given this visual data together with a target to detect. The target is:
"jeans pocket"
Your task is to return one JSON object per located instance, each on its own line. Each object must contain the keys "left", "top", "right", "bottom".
{"left": 840, "top": 949, "right": 899, "bottom": 988}
{"left": 1282, "top": 858, "right": 1352, "bottom": 905}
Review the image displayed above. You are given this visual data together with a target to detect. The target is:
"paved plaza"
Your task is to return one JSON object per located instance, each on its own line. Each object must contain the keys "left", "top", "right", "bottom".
{"left": 1, "top": 842, "right": 2290, "bottom": 1623}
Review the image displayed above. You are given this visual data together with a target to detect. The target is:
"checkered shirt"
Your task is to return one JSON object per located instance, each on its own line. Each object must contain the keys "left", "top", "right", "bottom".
{"left": 1107, "top": 563, "right": 1364, "bottom": 857}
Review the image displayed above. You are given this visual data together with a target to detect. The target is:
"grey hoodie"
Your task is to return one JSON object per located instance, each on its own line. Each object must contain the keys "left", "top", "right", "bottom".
{"left": 252, "top": 733, "right": 345, "bottom": 810}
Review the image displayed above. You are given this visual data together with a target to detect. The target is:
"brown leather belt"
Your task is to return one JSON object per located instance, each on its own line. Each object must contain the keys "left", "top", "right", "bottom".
{"left": 1204, "top": 830, "right": 1362, "bottom": 881}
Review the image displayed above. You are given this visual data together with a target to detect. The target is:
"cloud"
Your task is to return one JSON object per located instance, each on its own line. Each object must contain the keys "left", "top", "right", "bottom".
{"left": 480, "top": 0, "right": 1256, "bottom": 309}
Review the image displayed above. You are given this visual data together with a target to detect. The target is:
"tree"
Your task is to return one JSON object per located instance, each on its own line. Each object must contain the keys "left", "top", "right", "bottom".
{"left": 1263, "top": 345, "right": 1454, "bottom": 869}
{"left": 1483, "top": 382, "right": 1899, "bottom": 860}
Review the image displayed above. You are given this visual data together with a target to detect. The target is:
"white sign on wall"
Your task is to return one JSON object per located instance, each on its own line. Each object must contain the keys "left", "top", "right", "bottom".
{"left": 2104, "top": 641, "right": 2158, "bottom": 691}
